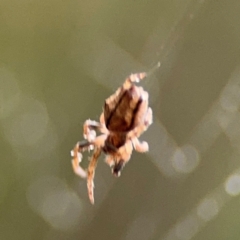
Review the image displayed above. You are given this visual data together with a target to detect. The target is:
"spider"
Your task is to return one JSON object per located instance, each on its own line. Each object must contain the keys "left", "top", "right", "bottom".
{"left": 71, "top": 71, "right": 154, "bottom": 204}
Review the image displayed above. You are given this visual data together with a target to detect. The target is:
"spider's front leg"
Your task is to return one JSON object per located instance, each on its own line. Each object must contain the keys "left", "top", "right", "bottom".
{"left": 83, "top": 118, "right": 108, "bottom": 143}
{"left": 110, "top": 140, "right": 133, "bottom": 177}
{"left": 128, "top": 107, "right": 153, "bottom": 139}
{"left": 71, "top": 134, "right": 106, "bottom": 204}
{"left": 123, "top": 72, "right": 146, "bottom": 90}
{"left": 71, "top": 140, "right": 92, "bottom": 178}
{"left": 131, "top": 137, "right": 149, "bottom": 153}
{"left": 87, "top": 147, "right": 102, "bottom": 204}
{"left": 127, "top": 107, "right": 153, "bottom": 152}
{"left": 86, "top": 134, "right": 106, "bottom": 204}
{"left": 105, "top": 155, "right": 126, "bottom": 177}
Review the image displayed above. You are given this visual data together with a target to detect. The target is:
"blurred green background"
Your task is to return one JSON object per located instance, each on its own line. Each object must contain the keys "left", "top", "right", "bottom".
{"left": 1, "top": 0, "right": 240, "bottom": 239}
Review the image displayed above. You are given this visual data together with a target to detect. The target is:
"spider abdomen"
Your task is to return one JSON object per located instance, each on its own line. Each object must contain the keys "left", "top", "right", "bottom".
{"left": 103, "top": 133, "right": 127, "bottom": 153}
{"left": 104, "top": 86, "right": 143, "bottom": 132}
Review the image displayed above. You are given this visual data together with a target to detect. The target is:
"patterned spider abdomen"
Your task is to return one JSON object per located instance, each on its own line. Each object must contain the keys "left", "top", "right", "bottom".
{"left": 104, "top": 85, "right": 143, "bottom": 132}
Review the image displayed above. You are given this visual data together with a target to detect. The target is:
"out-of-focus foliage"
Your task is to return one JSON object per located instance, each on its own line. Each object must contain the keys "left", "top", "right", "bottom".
{"left": 1, "top": 0, "right": 240, "bottom": 239}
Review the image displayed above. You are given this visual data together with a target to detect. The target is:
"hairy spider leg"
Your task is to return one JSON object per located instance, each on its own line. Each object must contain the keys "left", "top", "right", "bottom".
{"left": 112, "top": 159, "right": 125, "bottom": 177}
{"left": 105, "top": 140, "right": 133, "bottom": 177}
{"left": 105, "top": 139, "right": 133, "bottom": 176}
{"left": 71, "top": 140, "right": 92, "bottom": 178}
{"left": 87, "top": 147, "right": 102, "bottom": 204}
{"left": 72, "top": 134, "right": 107, "bottom": 203}
{"left": 121, "top": 84, "right": 152, "bottom": 153}
{"left": 127, "top": 107, "right": 153, "bottom": 151}
{"left": 116, "top": 139, "right": 133, "bottom": 173}
{"left": 132, "top": 89, "right": 150, "bottom": 127}
{"left": 83, "top": 119, "right": 108, "bottom": 143}
{"left": 105, "top": 72, "right": 146, "bottom": 107}
{"left": 131, "top": 106, "right": 152, "bottom": 153}
{"left": 129, "top": 107, "right": 153, "bottom": 138}
{"left": 105, "top": 155, "right": 114, "bottom": 167}
{"left": 123, "top": 72, "right": 146, "bottom": 90}
{"left": 99, "top": 112, "right": 105, "bottom": 125}
{"left": 131, "top": 137, "right": 149, "bottom": 152}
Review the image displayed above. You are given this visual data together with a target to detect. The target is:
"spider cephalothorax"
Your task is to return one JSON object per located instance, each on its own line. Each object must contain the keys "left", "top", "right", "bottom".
{"left": 71, "top": 72, "right": 153, "bottom": 204}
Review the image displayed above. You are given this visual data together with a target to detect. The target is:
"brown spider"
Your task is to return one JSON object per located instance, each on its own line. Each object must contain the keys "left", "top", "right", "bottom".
{"left": 71, "top": 71, "right": 153, "bottom": 204}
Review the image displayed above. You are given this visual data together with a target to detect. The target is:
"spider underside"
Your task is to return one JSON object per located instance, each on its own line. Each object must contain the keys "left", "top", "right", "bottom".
{"left": 71, "top": 72, "right": 153, "bottom": 204}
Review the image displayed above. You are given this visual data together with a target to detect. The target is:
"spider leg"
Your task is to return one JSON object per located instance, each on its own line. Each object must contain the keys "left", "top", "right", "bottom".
{"left": 99, "top": 112, "right": 106, "bottom": 125}
{"left": 123, "top": 72, "right": 147, "bottom": 89}
{"left": 105, "top": 155, "right": 126, "bottom": 177}
{"left": 83, "top": 119, "right": 108, "bottom": 142}
{"left": 105, "top": 155, "right": 115, "bottom": 167}
{"left": 128, "top": 107, "right": 153, "bottom": 139}
{"left": 126, "top": 106, "right": 152, "bottom": 154}
{"left": 112, "top": 159, "right": 125, "bottom": 177}
{"left": 87, "top": 147, "right": 102, "bottom": 204}
{"left": 131, "top": 137, "right": 149, "bottom": 152}
{"left": 104, "top": 72, "right": 147, "bottom": 115}
{"left": 143, "top": 107, "right": 153, "bottom": 130}
{"left": 72, "top": 134, "right": 106, "bottom": 204}
{"left": 111, "top": 140, "right": 133, "bottom": 177}
{"left": 71, "top": 140, "right": 92, "bottom": 178}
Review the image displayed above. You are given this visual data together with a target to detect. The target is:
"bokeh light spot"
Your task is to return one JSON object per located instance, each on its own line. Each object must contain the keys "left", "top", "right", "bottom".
{"left": 175, "top": 215, "right": 199, "bottom": 240}
{"left": 197, "top": 198, "right": 219, "bottom": 222}
{"left": 220, "top": 83, "right": 240, "bottom": 112}
{"left": 225, "top": 174, "right": 240, "bottom": 196}
{"left": 172, "top": 145, "right": 200, "bottom": 174}
{"left": 123, "top": 214, "right": 157, "bottom": 240}
{"left": 41, "top": 189, "right": 83, "bottom": 230}
{"left": 27, "top": 176, "right": 84, "bottom": 231}
{"left": 3, "top": 97, "right": 49, "bottom": 147}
